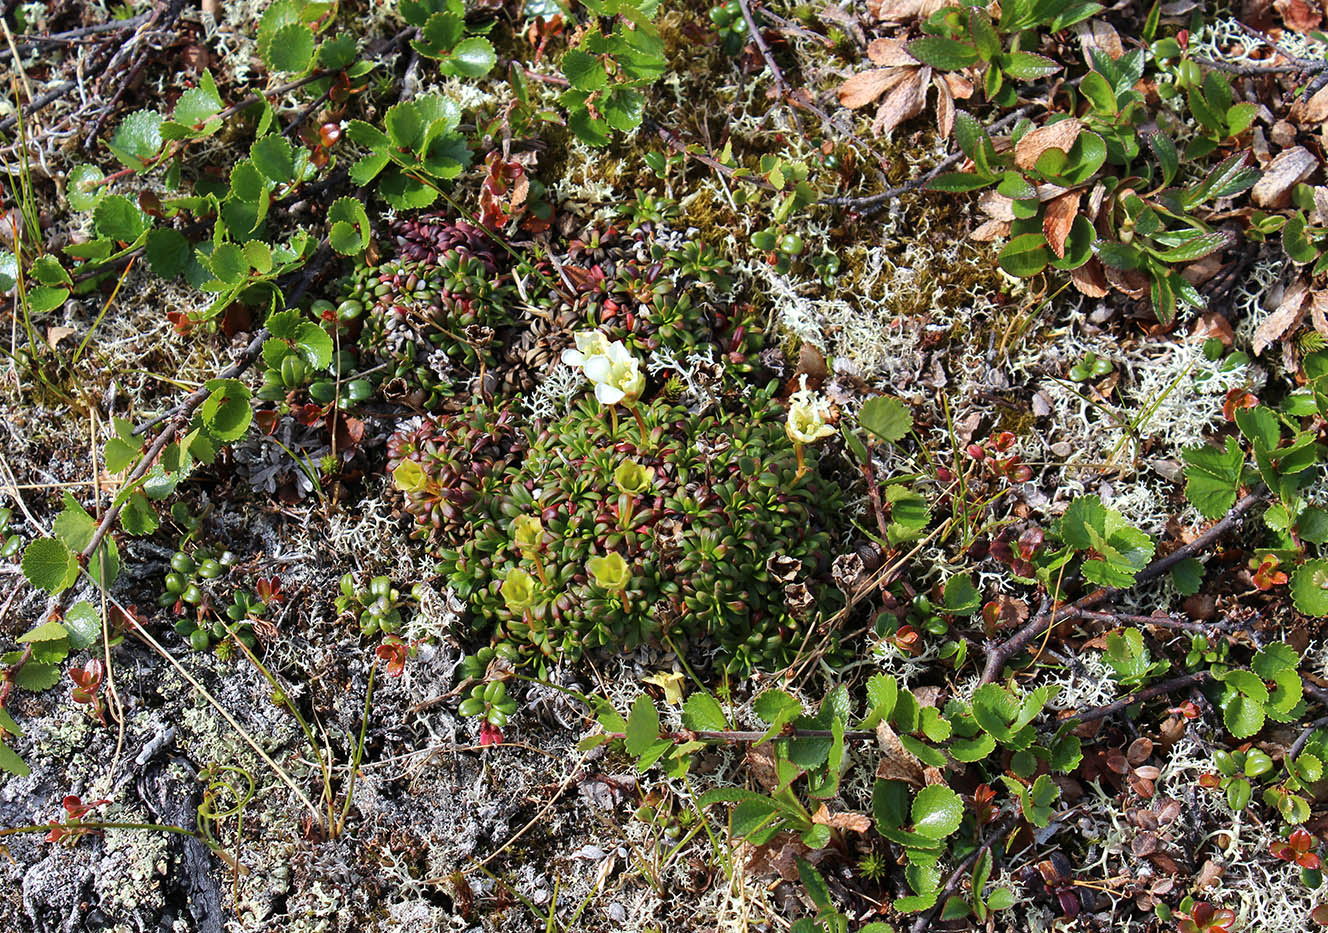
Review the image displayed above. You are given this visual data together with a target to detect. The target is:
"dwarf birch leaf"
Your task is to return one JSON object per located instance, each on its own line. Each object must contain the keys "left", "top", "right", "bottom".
{"left": 911, "top": 784, "right": 963, "bottom": 840}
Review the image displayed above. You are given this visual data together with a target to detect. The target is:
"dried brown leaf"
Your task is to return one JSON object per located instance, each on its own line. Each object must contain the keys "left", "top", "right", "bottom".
{"left": 867, "top": 37, "right": 919, "bottom": 66}
{"left": 1253, "top": 278, "right": 1310, "bottom": 354}
{"left": 839, "top": 68, "right": 908, "bottom": 109}
{"left": 1276, "top": 0, "right": 1322, "bottom": 31}
{"left": 1071, "top": 259, "right": 1110, "bottom": 297}
{"left": 1251, "top": 145, "right": 1318, "bottom": 207}
{"left": 875, "top": 721, "right": 925, "bottom": 786}
{"left": 45, "top": 325, "right": 76, "bottom": 349}
{"left": 934, "top": 73, "right": 954, "bottom": 138}
{"left": 1014, "top": 119, "right": 1082, "bottom": 171}
{"left": 869, "top": 0, "right": 950, "bottom": 22}
{"left": 943, "top": 72, "right": 974, "bottom": 100}
{"left": 1298, "top": 84, "right": 1328, "bottom": 124}
{"left": 811, "top": 804, "right": 872, "bottom": 832}
{"left": 978, "top": 190, "right": 1016, "bottom": 221}
{"left": 872, "top": 67, "right": 928, "bottom": 136}
{"left": 970, "top": 219, "right": 1010, "bottom": 241}
{"left": 1105, "top": 264, "right": 1149, "bottom": 299}
{"left": 1042, "top": 189, "right": 1081, "bottom": 258}
{"left": 1312, "top": 289, "right": 1328, "bottom": 335}
{"left": 1076, "top": 19, "right": 1123, "bottom": 63}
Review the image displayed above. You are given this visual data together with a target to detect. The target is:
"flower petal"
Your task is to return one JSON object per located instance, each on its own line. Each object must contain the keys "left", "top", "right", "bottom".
{"left": 583, "top": 356, "right": 612, "bottom": 383}
{"left": 595, "top": 383, "right": 625, "bottom": 405}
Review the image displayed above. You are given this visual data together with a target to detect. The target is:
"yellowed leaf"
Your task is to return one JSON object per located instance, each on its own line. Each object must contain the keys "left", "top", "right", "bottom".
{"left": 1043, "top": 189, "right": 1081, "bottom": 258}
{"left": 1014, "top": 119, "right": 1082, "bottom": 171}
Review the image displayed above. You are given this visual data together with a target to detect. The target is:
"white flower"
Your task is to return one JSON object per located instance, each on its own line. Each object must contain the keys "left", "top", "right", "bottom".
{"left": 562, "top": 330, "right": 645, "bottom": 406}
{"left": 560, "top": 330, "right": 613, "bottom": 369}
{"left": 584, "top": 341, "right": 645, "bottom": 406}
{"left": 785, "top": 375, "right": 835, "bottom": 445}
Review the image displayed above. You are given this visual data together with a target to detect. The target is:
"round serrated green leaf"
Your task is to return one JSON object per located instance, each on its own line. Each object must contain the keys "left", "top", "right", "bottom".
{"left": 63, "top": 602, "right": 101, "bottom": 652}
{"left": 294, "top": 322, "right": 333, "bottom": 369}
{"left": 209, "top": 243, "right": 248, "bottom": 286}
{"left": 200, "top": 379, "right": 253, "bottom": 441}
{"left": 329, "top": 221, "right": 363, "bottom": 256}
{"left": 12, "top": 662, "right": 60, "bottom": 692}
{"left": 1293, "top": 559, "right": 1328, "bottom": 615}
{"left": 859, "top": 395, "right": 913, "bottom": 443}
{"left": 911, "top": 784, "right": 963, "bottom": 840}
{"left": 251, "top": 134, "right": 296, "bottom": 184}
{"left": 21, "top": 538, "right": 78, "bottom": 593}
{"left": 172, "top": 86, "right": 222, "bottom": 128}
{"left": 319, "top": 34, "right": 358, "bottom": 70}
{"left": 93, "top": 195, "right": 147, "bottom": 243}
{"left": 267, "top": 22, "right": 315, "bottom": 74}
{"left": 563, "top": 48, "right": 608, "bottom": 91}
{"left": 67, "top": 165, "right": 105, "bottom": 212}
{"left": 1223, "top": 693, "right": 1265, "bottom": 738}
{"left": 146, "top": 228, "right": 191, "bottom": 278}
{"left": 447, "top": 37, "right": 495, "bottom": 77}
{"left": 108, "top": 109, "right": 164, "bottom": 169}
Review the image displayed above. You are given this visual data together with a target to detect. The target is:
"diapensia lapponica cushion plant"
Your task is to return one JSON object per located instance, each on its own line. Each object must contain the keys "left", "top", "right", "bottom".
{"left": 388, "top": 332, "right": 848, "bottom": 674}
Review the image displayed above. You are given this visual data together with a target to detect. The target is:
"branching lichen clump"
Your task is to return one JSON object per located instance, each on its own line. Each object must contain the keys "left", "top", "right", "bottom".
{"left": 393, "top": 388, "right": 845, "bottom": 673}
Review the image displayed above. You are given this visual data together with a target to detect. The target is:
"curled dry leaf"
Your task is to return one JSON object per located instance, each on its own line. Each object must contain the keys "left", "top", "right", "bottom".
{"left": 1251, "top": 145, "right": 1318, "bottom": 208}
{"left": 1312, "top": 289, "right": 1328, "bottom": 336}
{"left": 1295, "top": 83, "right": 1328, "bottom": 123}
{"left": 811, "top": 804, "right": 872, "bottom": 832}
{"left": 1252, "top": 277, "right": 1310, "bottom": 355}
{"left": 1106, "top": 264, "right": 1149, "bottom": 299}
{"left": 1014, "top": 119, "right": 1082, "bottom": 171}
{"left": 839, "top": 68, "right": 912, "bottom": 109}
{"left": 1075, "top": 19, "right": 1123, "bottom": 63}
{"left": 872, "top": 66, "right": 931, "bottom": 136}
{"left": 1276, "top": 0, "right": 1323, "bottom": 31}
{"left": 875, "top": 721, "right": 925, "bottom": 786}
{"left": 1043, "top": 189, "right": 1082, "bottom": 258}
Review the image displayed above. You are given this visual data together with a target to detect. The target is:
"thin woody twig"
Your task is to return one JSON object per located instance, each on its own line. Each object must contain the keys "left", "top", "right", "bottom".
{"left": 979, "top": 491, "right": 1266, "bottom": 686}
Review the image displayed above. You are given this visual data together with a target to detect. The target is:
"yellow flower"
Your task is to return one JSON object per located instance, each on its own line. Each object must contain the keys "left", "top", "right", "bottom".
{"left": 512, "top": 514, "right": 544, "bottom": 552}
{"left": 586, "top": 552, "right": 630, "bottom": 591}
{"left": 785, "top": 376, "right": 836, "bottom": 445}
{"left": 613, "top": 459, "right": 655, "bottom": 495}
{"left": 501, "top": 568, "right": 538, "bottom": 612}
